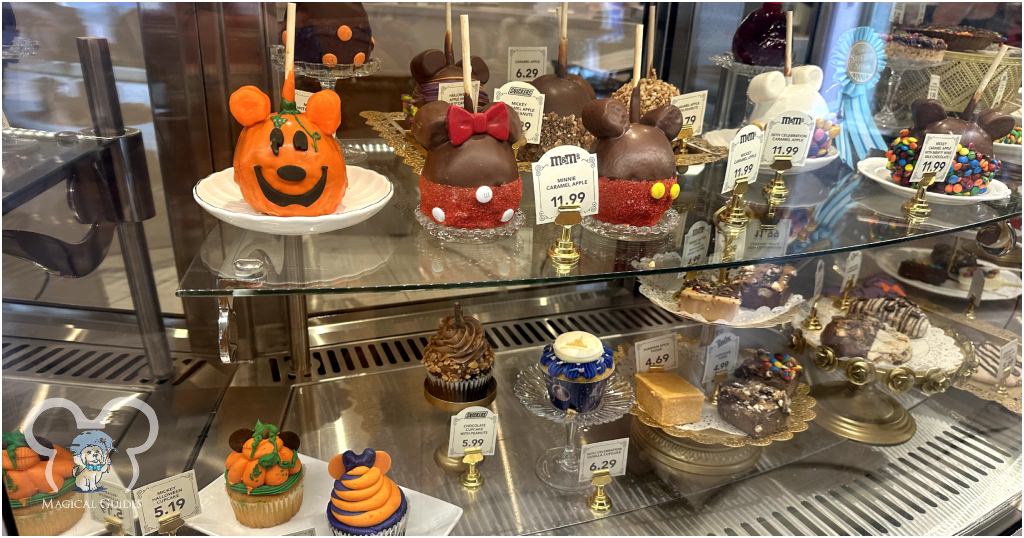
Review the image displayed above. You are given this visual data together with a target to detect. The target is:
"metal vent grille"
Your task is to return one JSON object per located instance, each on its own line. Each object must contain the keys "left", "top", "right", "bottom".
{"left": 1, "top": 338, "right": 208, "bottom": 387}
{"left": 267, "top": 303, "right": 681, "bottom": 383}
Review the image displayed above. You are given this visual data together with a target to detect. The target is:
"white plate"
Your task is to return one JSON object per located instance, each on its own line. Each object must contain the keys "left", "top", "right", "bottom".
{"left": 873, "top": 246, "right": 1023, "bottom": 301}
{"left": 703, "top": 128, "right": 839, "bottom": 174}
{"left": 993, "top": 142, "right": 1022, "bottom": 166}
{"left": 194, "top": 166, "right": 394, "bottom": 235}
{"left": 857, "top": 156, "right": 1011, "bottom": 206}
{"left": 189, "top": 454, "right": 463, "bottom": 536}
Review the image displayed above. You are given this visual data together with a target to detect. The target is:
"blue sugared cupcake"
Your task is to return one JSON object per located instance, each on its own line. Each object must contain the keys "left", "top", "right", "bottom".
{"left": 539, "top": 331, "right": 615, "bottom": 413}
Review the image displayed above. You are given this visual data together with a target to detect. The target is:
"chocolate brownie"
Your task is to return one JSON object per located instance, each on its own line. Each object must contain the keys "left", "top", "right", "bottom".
{"left": 820, "top": 314, "right": 912, "bottom": 365}
{"left": 734, "top": 349, "right": 802, "bottom": 395}
{"left": 717, "top": 380, "right": 791, "bottom": 438}
{"left": 730, "top": 264, "right": 797, "bottom": 309}
{"left": 898, "top": 259, "right": 948, "bottom": 286}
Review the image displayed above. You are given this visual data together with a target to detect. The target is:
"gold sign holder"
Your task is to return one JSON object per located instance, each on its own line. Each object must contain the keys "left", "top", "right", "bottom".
{"left": 105, "top": 515, "right": 126, "bottom": 536}
{"left": 832, "top": 280, "right": 854, "bottom": 311}
{"left": 902, "top": 172, "right": 936, "bottom": 234}
{"left": 460, "top": 446, "right": 484, "bottom": 490}
{"left": 801, "top": 298, "right": 823, "bottom": 331}
{"left": 157, "top": 513, "right": 184, "bottom": 536}
{"left": 588, "top": 469, "right": 613, "bottom": 513}
{"left": 549, "top": 205, "right": 582, "bottom": 275}
{"left": 763, "top": 157, "right": 792, "bottom": 223}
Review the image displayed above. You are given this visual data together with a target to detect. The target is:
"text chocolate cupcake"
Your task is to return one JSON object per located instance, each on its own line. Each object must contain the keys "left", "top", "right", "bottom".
{"left": 423, "top": 303, "right": 495, "bottom": 402}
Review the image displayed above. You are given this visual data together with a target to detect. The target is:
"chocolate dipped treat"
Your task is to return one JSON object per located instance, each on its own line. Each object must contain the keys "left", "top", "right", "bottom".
{"left": 409, "top": 49, "right": 490, "bottom": 114}
{"left": 735, "top": 349, "right": 802, "bottom": 396}
{"left": 847, "top": 297, "right": 931, "bottom": 339}
{"left": 583, "top": 89, "right": 683, "bottom": 226}
{"left": 717, "top": 380, "right": 791, "bottom": 438}
{"left": 898, "top": 258, "right": 949, "bottom": 286}
{"left": 886, "top": 99, "right": 1013, "bottom": 196}
{"left": 674, "top": 277, "right": 742, "bottom": 322}
{"left": 731, "top": 2, "right": 787, "bottom": 66}
{"left": 412, "top": 100, "right": 523, "bottom": 229}
{"left": 610, "top": 71, "right": 681, "bottom": 117}
{"left": 422, "top": 304, "right": 495, "bottom": 402}
{"left": 820, "top": 314, "right": 912, "bottom": 365}
{"left": 729, "top": 263, "right": 796, "bottom": 309}
{"left": 288, "top": 3, "right": 374, "bottom": 66}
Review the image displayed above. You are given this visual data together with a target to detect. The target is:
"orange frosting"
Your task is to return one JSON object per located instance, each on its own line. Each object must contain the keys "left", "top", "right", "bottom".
{"left": 328, "top": 450, "right": 402, "bottom": 528}
{"left": 3, "top": 437, "right": 75, "bottom": 502}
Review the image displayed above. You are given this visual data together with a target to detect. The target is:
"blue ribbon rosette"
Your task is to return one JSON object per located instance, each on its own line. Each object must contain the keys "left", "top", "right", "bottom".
{"left": 829, "top": 27, "right": 888, "bottom": 166}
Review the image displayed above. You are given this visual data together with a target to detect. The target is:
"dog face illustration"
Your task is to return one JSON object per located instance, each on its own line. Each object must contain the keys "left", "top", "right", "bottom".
{"left": 75, "top": 444, "right": 108, "bottom": 467}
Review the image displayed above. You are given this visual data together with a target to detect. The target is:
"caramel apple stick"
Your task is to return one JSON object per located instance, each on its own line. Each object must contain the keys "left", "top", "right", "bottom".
{"left": 557, "top": 2, "right": 568, "bottom": 78}
{"left": 460, "top": 14, "right": 476, "bottom": 112}
{"left": 633, "top": 24, "right": 644, "bottom": 88}
{"left": 283, "top": 2, "right": 296, "bottom": 103}
{"left": 444, "top": 3, "right": 454, "bottom": 65}
{"left": 784, "top": 11, "right": 793, "bottom": 78}
{"left": 646, "top": 5, "right": 656, "bottom": 77}
{"left": 964, "top": 44, "right": 1008, "bottom": 116}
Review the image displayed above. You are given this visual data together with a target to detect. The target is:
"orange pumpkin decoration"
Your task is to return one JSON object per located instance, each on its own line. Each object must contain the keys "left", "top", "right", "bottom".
{"left": 229, "top": 79, "right": 347, "bottom": 217}
{"left": 224, "top": 421, "right": 302, "bottom": 494}
{"left": 3, "top": 432, "right": 76, "bottom": 503}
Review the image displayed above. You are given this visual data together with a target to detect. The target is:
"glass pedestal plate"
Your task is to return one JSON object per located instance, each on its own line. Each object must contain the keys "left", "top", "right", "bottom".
{"left": 873, "top": 57, "right": 946, "bottom": 132}
{"left": 270, "top": 45, "right": 381, "bottom": 164}
{"left": 513, "top": 368, "right": 634, "bottom": 492}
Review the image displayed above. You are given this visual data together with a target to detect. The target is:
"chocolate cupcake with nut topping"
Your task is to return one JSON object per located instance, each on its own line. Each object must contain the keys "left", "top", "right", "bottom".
{"left": 422, "top": 304, "right": 495, "bottom": 402}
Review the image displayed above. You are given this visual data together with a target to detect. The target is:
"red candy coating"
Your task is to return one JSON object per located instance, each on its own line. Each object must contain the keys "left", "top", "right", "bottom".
{"left": 594, "top": 177, "right": 677, "bottom": 227}
{"left": 419, "top": 176, "right": 522, "bottom": 229}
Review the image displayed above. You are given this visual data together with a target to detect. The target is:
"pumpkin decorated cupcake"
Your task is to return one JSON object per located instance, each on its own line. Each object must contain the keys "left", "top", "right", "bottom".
{"left": 327, "top": 448, "right": 407, "bottom": 536}
{"left": 224, "top": 421, "right": 304, "bottom": 528}
{"left": 3, "top": 431, "right": 84, "bottom": 536}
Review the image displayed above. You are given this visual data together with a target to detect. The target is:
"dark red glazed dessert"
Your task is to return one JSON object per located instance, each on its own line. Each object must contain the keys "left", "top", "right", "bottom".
{"left": 582, "top": 86, "right": 682, "bottom": 227}
{"left": 732, "top": 2, "right": 787, "bottom": 66}
{"left": 412, "top": 100, "right": 523, "bottom": 229}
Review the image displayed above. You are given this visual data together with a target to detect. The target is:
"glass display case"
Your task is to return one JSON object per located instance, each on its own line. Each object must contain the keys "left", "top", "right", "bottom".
{"left": 2, "top": 2, "right": 1021, "bottom": 536}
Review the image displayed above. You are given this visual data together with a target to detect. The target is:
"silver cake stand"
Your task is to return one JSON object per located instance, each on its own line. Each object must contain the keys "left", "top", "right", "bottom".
{"left": 514, "top": 368, "right": 634, "bottom": 491}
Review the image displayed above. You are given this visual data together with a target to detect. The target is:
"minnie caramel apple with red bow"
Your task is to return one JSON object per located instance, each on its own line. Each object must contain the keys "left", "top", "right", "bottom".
{"left": 230, "top": 7, "right": 346, "bottom": 218}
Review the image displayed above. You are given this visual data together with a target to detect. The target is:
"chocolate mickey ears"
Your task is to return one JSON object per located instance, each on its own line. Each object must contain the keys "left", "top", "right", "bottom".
{"left": 582, "top": 99, "right": 629, "bottom": 139}
{"left": 460, "top": 56, "right": 490, "bottom": 85}
{"left": 911, "top": 99, "right": 947, "bottom": 131}
{"left": 641, "top": 105, "right": 684, "bottom": 141}
{"left": 229, "top": 85, "right": 271, "bottom": 127}
{"left": 978, "top": 109, "right": 1015, "bottom": 141}
{"left": 412, "top": 100, "right": 451, "bottom": 149}
{"left": 410, "top": 49, "right": 448, "bottom": 83}
{"left": 278, "top": 431, "right": 300, "bottom": 451}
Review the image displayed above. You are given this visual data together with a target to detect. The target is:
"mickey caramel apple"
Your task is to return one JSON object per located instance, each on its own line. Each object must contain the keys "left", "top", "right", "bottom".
{"left": 229, "top": 76, "right": 346, "bottom": 217}
{"left": 886, "top": 99, "right": 1013, "bottom": 196}
{"left": 583, "top": 86, "right": 683, "bottom": 227}
{"left": 408, "top": 4, "right": 489, "bottom": 116}
{"left": 413, "top": 100, "right": 524, "bottom": 229}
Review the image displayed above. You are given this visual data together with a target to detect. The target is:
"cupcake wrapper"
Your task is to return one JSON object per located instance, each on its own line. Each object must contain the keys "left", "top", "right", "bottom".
{"left": 12, "top": 490, "right": 86, "bottom": 536}
{"left": 227, "top": 478, "right": 304, "bottom": 528}
{"left": 545, "top": 374, "right": 610, "bottom": 414}
{"left": 331, "top": 512, "right": 408, "bottom": 536}
{"left": 426, "top": 371, "right": 493, "bottom": 402}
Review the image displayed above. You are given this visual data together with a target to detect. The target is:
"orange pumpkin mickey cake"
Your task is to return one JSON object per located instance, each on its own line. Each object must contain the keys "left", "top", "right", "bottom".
{"left": 224, "top": 421, "right": 304, "bottom": 528}
{"left": 327, "top": 448, "right": 407, "bottom": 536}
{"left": 3, "top": 431, "right": 84, "bottom": 536}
{"left": 229, "top": 72, "right": 347, "bottom": 217}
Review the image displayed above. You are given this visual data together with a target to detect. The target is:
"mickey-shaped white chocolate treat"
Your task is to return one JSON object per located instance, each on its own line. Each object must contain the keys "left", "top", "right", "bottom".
{"left": 748, "top": 65, "right": 830, "bottom": 123}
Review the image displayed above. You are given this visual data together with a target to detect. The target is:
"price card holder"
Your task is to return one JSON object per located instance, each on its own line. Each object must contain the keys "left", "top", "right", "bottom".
{"left": 634, "top": 334, "right": 677, "bottom": 373}
{"left": 702, "top": 331, "right": 739, "bottom": 393}
{"left": 762, "top": 111, "right": 813, "bottom": 167}
{"left": 294, "top": 89, "right": 313, "bottom": 113}
{"left": 494, "top": 81, "right": 546, "bottom": 144}
{"left": 722, "top": 125, "right": 764, "bottom": 193}
{"left": 448, "top": 406, "right": 498, "bottom": 457}
{"left": 133, "top": 470, "right": 201, "bottom": 536}
{"left": 909, "top": 133, "right": 960, "bottom": 184}
{"left": 682, "top": 221, "right": 711, "bottom": 266}
{"left": 670, "top": 90, "right": 708, "bottom": 136}
{"left": 437, "top": 80, "right": 480, "bottom": 108}
{"left": 997, "top": 339, "right": 1020, "bottom": 386}
{"left": 744, "top": 219, "right": 791, "bottom": 259}
{"left": 286, "top": 528, "right": 318, "bottom": 536}
{"left": 838, "top": 251, "right": 862, "bottom": 290}
{"left": 927, "top": 75, "right": 941, "bottom": 100}
{"left": 578, "top": 438, "right": 629, "bottom": 482}
{"left": 532, "top": 145, "right": 599, "bottom": 224}
{"left": 89, "top": 477, "right": 136, "bottom": 535}
{"left": 712, "top": 227, "right": 747, "bottom": 263}
{"left": 813, "top": 259, "right": 825, "bottom": 300}
{"left": 507, "top": 47, "right": 547, "bottom": 82}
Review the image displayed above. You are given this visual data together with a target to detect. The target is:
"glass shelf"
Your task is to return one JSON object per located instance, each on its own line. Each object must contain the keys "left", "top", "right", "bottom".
{"left": 2, "top": 129, "right": 108, "bottom": 215}
{"left": 177, "top": 138, "right": 1021, "bottom": 297}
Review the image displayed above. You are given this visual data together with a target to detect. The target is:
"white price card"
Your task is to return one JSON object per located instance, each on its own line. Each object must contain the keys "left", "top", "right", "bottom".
{"left": 744, "top": 219, "right": 791, "bottom": 259}
{"left": 762, "top": 111, "right": 814, "bottom": 166}
{"left": 88, "top": 477, "right": 135, "bottom": 534}
{"left": 837, "top": 251, "right": 862, "bottom": 289}
{"left": 448, "top": 406, "right": 498, "bottom": 457}
{"left": 813, "top": 259, "right": 825, "bottom": 300}
{"left": 993, "top": 73, "right": 1009, "bottom": 106}
{"left": 437, "top": 80, "right": 480, "bottom": 108}
{"left": 634, "top": 334, "right": 678, "bottom": 373}
{"left": 890, "top": 3, "right": 906, "bottom": 23}
{"left": 294, "top": 89, "right": 313, "bottom": 113}
{"left": 998, "top": 339, "right": 1019, "bottom": 382}
{"left": 910, "top": 133, "right": 960, "bottom": 184}
{"left": 494, "top": 81, "right": 546, "bottom": 144}
{"left": 531, "top": 145, "right": 599, "bottom": 224}
{"left": 133, "top": 470, "right": 201, "bottom": 536}
{"left": 722, "top": 124, "right": 765, "bottom": 193}
{"left": 578, "top": 438, "right": 629, "bottom": 482}
{"left": 927, "top": 74, "right": 941, "bottom": 100}
{"left": 702, "top": 331, "right": 739, "bottom": 387}
{"left": 682, "top": 221, "right": 711, "bottom": 265}
{"left": 671, "top": 90, "right": 708, "bottom": 136}
{"left": 508, "top": 46, "right": 547, "bottom": 82}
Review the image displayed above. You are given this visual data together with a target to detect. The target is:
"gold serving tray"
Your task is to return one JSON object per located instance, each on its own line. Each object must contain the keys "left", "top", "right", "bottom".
{"left": 629, "top": 383, "right": 817, "bottom": 448}
{"left": 361, "top": 110, "right": 728, "bottom": 175}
